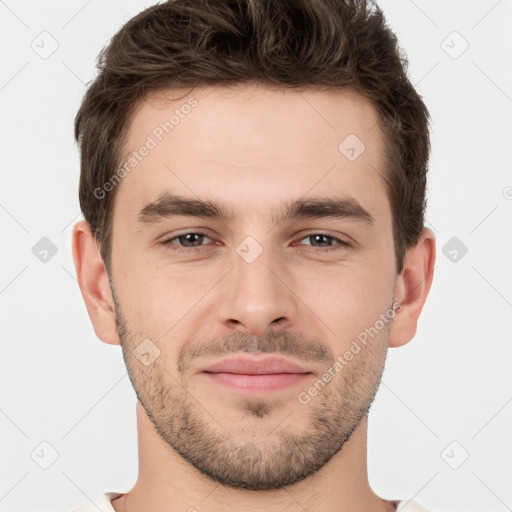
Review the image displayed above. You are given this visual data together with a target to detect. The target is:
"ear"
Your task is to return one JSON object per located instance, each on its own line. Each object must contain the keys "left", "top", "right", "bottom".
{"left": 388, "top": 227, "right": 436, "bottom": 348}
{"left": 71, "top": 220, "right": 121, "bottom": 346}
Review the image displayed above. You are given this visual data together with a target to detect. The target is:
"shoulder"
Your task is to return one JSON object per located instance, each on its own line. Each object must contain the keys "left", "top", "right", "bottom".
{"left": 396, "top": 500, "right": 436, "bottom": 512}
{"left": 72, "top": 492, "right": 123, "bottom": 512}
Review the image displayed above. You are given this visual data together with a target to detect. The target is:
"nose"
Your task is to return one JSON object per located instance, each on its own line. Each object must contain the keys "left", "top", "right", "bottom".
{"left": 216, "top": 244, "right": 297, "bottom": 337}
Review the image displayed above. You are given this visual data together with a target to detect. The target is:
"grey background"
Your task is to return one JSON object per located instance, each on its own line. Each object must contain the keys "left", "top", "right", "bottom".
{"left": 1, "top": 1, "right": 511, "bottom": 511}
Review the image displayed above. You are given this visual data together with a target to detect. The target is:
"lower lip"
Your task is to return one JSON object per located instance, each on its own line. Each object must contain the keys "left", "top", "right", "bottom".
{"left": 202, "top": 372, "right": 312, "bottom": 393}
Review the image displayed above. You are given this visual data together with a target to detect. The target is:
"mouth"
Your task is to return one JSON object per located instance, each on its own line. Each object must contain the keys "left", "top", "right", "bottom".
{"left": 199, "top": 355, "right": 314, "bottom": 394}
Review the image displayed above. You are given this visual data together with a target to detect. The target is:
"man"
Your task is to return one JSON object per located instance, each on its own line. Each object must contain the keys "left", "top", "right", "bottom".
{"left": 71, "top": 0, "right": 436, "bottom": 510}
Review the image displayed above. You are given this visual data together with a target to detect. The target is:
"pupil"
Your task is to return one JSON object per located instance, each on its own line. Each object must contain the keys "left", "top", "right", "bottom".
{"left": 181, "top": 233, "right": 202, "bottom": 246}
{"left": 313, "top": 235, "right": 329, "bottom": 246}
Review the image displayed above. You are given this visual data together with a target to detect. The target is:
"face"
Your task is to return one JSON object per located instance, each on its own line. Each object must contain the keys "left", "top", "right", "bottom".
{"left": 109, "top": 84, "right": 399, "bottom": 490}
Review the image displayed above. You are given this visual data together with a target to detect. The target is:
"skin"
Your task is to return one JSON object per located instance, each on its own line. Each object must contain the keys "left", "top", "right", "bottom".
{"left": 72, "top": 83, "right": 435, "bottom": 512}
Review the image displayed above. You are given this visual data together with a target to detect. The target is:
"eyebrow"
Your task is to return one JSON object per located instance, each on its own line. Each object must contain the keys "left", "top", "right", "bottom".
{"left": 136, "top": 192, "right": 375, "bottom": 226}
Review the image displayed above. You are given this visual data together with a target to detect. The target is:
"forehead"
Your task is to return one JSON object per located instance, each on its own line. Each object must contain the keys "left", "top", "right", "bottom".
{"left": 113, "top": 83, "right": 390, "bottom": 225}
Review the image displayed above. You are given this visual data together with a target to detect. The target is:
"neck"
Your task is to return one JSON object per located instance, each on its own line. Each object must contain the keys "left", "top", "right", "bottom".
{"left": 111, "top": 401, "right": 394, "bottom": 512}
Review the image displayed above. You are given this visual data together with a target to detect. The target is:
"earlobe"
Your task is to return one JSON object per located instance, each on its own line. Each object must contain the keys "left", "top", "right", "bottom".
{"left": 71, "top": 220, "right": 121, "bottom": 346}
{"left": 388, "top": 227, "right": 436, "bottom": 348}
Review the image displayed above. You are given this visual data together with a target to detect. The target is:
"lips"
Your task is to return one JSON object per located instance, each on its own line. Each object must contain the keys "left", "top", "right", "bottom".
{"left": 200, "top": 355, "right": 311, "bottom": 375}
{"left": 199, "top": 355, "right": 313, "bottom": 394}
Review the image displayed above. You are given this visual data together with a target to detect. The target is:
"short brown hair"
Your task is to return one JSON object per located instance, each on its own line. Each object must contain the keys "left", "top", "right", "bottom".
{"left": 75, "top": 0, "right": 430, "bottom": 275}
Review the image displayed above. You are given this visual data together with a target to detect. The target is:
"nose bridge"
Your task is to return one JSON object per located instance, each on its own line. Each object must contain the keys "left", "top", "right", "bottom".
{"left": 217, "top": 237, "right": 297, "bottom": 335}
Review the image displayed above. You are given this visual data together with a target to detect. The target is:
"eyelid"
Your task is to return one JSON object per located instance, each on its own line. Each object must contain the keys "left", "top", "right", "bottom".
{"left": 160, "top": 230, "right": 214, "bottom": 246}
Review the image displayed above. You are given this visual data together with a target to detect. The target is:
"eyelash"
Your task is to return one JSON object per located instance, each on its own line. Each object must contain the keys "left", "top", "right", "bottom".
{"left": 160, "top": 231, "right": 351, "bottom": 254}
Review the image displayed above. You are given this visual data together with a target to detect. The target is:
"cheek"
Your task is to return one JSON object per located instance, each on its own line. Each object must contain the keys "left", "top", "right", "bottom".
{"left": 296, "top": 261, "right": 395, "bottom": 341}
{"left": 115, "top": 253, "right": 221, "bottom": 335}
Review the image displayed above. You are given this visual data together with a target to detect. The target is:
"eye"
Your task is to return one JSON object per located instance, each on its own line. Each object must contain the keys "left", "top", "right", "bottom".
{"left": 161, "top": 231, "right": 214, "bottom": 252}
{"left": 296, "top": 233, "right": 350, "bottom": 252}
{"left": 159, "top": 231, "right": 351, "bottom": 255}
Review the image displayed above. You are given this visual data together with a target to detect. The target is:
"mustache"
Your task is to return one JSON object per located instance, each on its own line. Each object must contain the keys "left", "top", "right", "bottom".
{"left": 177, "top": 330, "right": 334, "bottom": 374}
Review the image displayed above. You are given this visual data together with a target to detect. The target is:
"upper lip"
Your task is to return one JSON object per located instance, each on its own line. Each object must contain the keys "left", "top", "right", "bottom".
{"left": 200, "top": 355, "right": 311, "bottom": 375}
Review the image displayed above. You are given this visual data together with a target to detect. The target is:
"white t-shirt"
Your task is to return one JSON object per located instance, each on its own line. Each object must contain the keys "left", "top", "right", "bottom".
{"left": 72, "top": 492, "right": 435, "bottom": 511}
